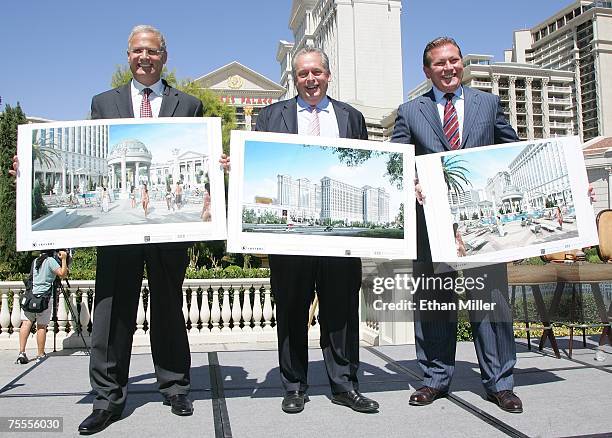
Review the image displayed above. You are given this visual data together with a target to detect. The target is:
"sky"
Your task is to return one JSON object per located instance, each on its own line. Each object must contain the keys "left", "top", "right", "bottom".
{"left": 445, "top": 144, "right": 526, "bottom": 190}
{"left": 1, "top": 0, "right": 575, "bottom": 121}
{"left": 243, "top": 140, "right": 403, "bottom": 214}
{"left": 109, "top": 121, "right": 208, "bottom": 161}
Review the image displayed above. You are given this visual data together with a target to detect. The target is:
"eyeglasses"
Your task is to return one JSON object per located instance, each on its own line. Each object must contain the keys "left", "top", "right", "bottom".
{"left": 128, "top": 48, "right": 165, "bottom": 56}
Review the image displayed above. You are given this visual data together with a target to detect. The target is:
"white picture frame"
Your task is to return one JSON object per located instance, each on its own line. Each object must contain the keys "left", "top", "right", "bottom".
{"left": 415, "top": 136, "right": 598, "bottom": 265}
{"left": 227, "top": 130, "right": 416, "bottom": 259}
{"left": 17, "top": 117, "right": 226, "bottom": 250}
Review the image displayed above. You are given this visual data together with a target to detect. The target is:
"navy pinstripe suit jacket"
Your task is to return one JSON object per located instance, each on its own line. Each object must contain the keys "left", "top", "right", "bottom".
{"left": 391, "top": 86, "right": 518, "bottom": 262}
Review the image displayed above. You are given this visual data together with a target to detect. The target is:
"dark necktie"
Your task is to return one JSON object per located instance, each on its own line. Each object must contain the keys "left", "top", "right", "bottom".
{"left": 140, "top": 88, "right": 153, "bottom": 118}
{"left": 443, "top": 92, "right": 460, "bottom": 149}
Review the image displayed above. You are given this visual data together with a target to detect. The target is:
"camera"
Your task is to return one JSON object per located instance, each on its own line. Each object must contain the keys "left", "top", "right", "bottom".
{"left": 45, "top": 248, "right": 73, "bottom": 269}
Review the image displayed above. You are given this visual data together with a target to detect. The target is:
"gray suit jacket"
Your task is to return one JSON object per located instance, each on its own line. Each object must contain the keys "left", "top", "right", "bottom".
{"left": 90, "top": 80, "right": 203, "bottom": 120}
{"left": 391, "top": 86, "right": 518, "bottom": 262}
{"left": 255, "top": 96, "right": 368, "bottom": 140}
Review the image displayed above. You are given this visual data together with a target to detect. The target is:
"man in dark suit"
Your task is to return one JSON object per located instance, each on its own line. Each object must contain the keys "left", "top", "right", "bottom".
{"left": 78, "top": 25, "right": 203, "bottom": 435}
{"left": 391, "top": 37, "right": 523, "bottom": 413}
{"left": 255, "top": 47, "right": 378, "bottom": 414}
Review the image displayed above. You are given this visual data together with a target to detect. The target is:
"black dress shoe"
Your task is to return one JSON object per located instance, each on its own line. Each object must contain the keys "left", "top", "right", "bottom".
{"left": 281, "top": 390, "right": 308, "bottom": 413}
{"left": 409, "top": 386, "right": 448, "bottom": 406}
{"left": 331, "top": 390, "right": 379, "bottom": 413}
{"left": 163, "top": 394, "right": 194, "bottom": 416}
{"left": 487, "top": 390, "right": 523, "bottom": 413}
{"left": 78, "top": 409, "right": 121, "bottom": 435}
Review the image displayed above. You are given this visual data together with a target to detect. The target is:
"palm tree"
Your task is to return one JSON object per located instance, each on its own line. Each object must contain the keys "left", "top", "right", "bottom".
{"left": 32, "top": 134, "right": 61, "bottom": 169}
{"left": 442, "top": 154, "right": 472, "bottom": 196}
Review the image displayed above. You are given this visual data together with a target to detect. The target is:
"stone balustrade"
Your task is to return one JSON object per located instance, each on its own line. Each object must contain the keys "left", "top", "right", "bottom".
{"left": 0, "top": 278, "right": 323, "bottom": 349}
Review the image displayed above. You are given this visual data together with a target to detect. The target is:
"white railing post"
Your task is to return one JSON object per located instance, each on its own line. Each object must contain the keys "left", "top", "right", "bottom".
{"left": 79, "top": 290, "right": 90, "bottom": 337}
{"left": 241, "top": 287, "right": 253, "bottom": 333}
{"left": 262, "top": 286, "right": 273, "bottom": 331}
{"left": 70, "top": 290, "right": 80, "bottom": 334}
{"left": 0, "top": 289, "right": 12, "bottom": 339}
{"left": 210, "top": 288, "right": 221, "bottom": 333}
{"left": 221, "top": 289, "right": 231, "bottom": 333}
{"left": 11, "top": 290, "right": 22, "bottom": 337}
{"left": 188, "top": 287, "right": 199, "bottom": 334}
{"left": 200, "top": 288, "right": 210, "bottom": 333}
{"left": 231, "top": 288, "right": 242, "bottom": 332}
{"left": 55, "top": 290, "right": 69, "bottom": 339}
{"left": 252, "top": 286, "right": 263, "bottom": 332}
{"left": 136, "top": 289, "right": 146, "bottom": 335}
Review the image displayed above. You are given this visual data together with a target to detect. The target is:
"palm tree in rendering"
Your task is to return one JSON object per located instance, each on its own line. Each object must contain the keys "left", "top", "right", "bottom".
{"left": 442, "top": 154, "right": 472, "bottom": 196}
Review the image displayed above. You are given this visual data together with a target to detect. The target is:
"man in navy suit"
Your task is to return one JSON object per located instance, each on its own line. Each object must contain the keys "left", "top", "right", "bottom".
{"left": 391, "top": 37, "right": 523, "bottom": 413}
{"left": 255, "top": 47, "right": 379, "bottom": 414}
{"left": 78, "top": 25, "right": 203, "bottom": 435}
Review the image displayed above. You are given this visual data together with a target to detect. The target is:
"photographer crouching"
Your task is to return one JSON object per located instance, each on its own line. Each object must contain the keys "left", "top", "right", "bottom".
{"left": 16, "top": 250, "right": 69, "bottom": 364}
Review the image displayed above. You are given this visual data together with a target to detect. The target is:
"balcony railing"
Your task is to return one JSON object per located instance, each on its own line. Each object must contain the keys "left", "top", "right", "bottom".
{"left": 548, "top": 98, "right": 571, "bottom": 105}
{"left": 0, "top": 274, "right": 396, "bottom": 348}
{"left": 549, "top": 110, "right": 572, "bottom": 117}
{"left": 547, "top": 86, "right": 572, "bottom": 93}
{"left": 550, "top": 122, "right": 573, "bottom": 129}
{"left": 471, "top": 80, "right": 492, "bottom": 88}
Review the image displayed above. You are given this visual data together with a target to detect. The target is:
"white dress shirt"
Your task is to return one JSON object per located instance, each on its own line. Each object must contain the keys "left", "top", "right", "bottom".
{"left": 296, "top": 96, "right": 340, "bottom": 138}
{"left": 432, "top": 85, "right": 464, "bottom": 143}
{"left": 131, "top": 79, "right": 164, "bottom": 118}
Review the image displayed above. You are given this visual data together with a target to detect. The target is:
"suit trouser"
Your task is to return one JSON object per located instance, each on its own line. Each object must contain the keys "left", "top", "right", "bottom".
{"left": 413, "top": 261, "right": 516, "bottom": 393}
{"left": 90, "top": 244, "right": 191, "bottom": 413}
{"left": 270, "top": 255, "right": 362, "bottom": 394}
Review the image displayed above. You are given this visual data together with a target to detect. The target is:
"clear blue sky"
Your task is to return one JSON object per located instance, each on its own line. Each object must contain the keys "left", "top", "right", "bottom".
{"left": 1, "top": 0, "right": 573, "bottom": 121}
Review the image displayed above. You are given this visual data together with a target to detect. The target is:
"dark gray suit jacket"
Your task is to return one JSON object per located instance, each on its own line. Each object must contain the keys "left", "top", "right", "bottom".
{"left": 91, "top": 79, "right": 203, "bottom": 249}
{"left": 391, "top": 86, "right": 518, "bottom": 262}
{"left": 255, "top": 96, "right": 368, "bottom": 140}
{"left": 91, "top": 80, "right": 203, "bottom": 119}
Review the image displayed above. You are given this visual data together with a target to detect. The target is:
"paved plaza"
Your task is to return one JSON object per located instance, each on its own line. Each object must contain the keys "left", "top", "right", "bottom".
{"left": 34, "top": 192, "right": 208, "bottom": 230}
{"left": 1, "top": 337, "right": 610, "bottom": 437}
{"left": 463, "top": 218, "right": 579, "bottom": 256}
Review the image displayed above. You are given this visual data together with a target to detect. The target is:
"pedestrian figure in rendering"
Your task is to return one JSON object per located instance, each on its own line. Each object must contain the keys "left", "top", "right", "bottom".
{"left": 142, "top": 183, "right": 150, "bottom": 217}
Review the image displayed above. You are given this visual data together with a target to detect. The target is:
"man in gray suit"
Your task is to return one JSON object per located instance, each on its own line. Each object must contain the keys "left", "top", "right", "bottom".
{"left": 78, "top": 25, "right": 203, "bottom": 435}
{"left": 255, "top": 47, "right": 378, "bottom": 414}
{"left": 391, "top": 37, "right": 523, "bottom": 413}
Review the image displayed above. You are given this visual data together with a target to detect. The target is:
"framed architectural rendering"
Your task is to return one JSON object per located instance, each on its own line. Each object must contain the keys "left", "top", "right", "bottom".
{"left": 16, "top": 117, "right": 226, "bottom": 250}
{"left": 415, "top": 136, "right": 598, "bottom": 264}
{"left": 227, "top": 130, "right": 416, "bottom": 259}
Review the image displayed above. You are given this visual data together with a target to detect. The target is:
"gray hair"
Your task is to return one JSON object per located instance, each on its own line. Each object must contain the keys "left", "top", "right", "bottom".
{"left": 291, "top": 46, "right": 330, "bottom": 80}
{"left": 423, "top": 36, "right": 462, "bottom": 67}
{"left": 128, "top": 24, "right": 166, "bottom": 52}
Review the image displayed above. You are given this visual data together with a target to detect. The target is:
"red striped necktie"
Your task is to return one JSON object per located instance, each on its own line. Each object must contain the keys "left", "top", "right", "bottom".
{"left": 443, "top": 92, "right": 460, "bottom": 149}
{"left": 308, "top": 105, "right": 320, "bottom": 136}
{"left": 140, "top": 88, "right": 153, "bottom": 118}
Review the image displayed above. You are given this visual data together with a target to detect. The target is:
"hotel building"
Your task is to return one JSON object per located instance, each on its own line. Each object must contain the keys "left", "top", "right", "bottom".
{"left": 194, "top": 61, "right": 286, "bottom": 130}
{"left": 32, "top": 124, "right": 109, "bottom": 195}
{"left": 278, "top": 0, "right": 404, "bottom": 141}
{"left": 508, "top": 141, "right": 571, "bottom": 209}
{"left": 515, "top": 0, "right": 612, "bottom": 141}
{"left": 252, "top": 174, "right": 390, "bottom": 225}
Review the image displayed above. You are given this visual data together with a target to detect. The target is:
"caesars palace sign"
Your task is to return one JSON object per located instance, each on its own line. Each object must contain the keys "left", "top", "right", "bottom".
{"left": 219, "top": 96, "right": 277, "bottom": 106}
